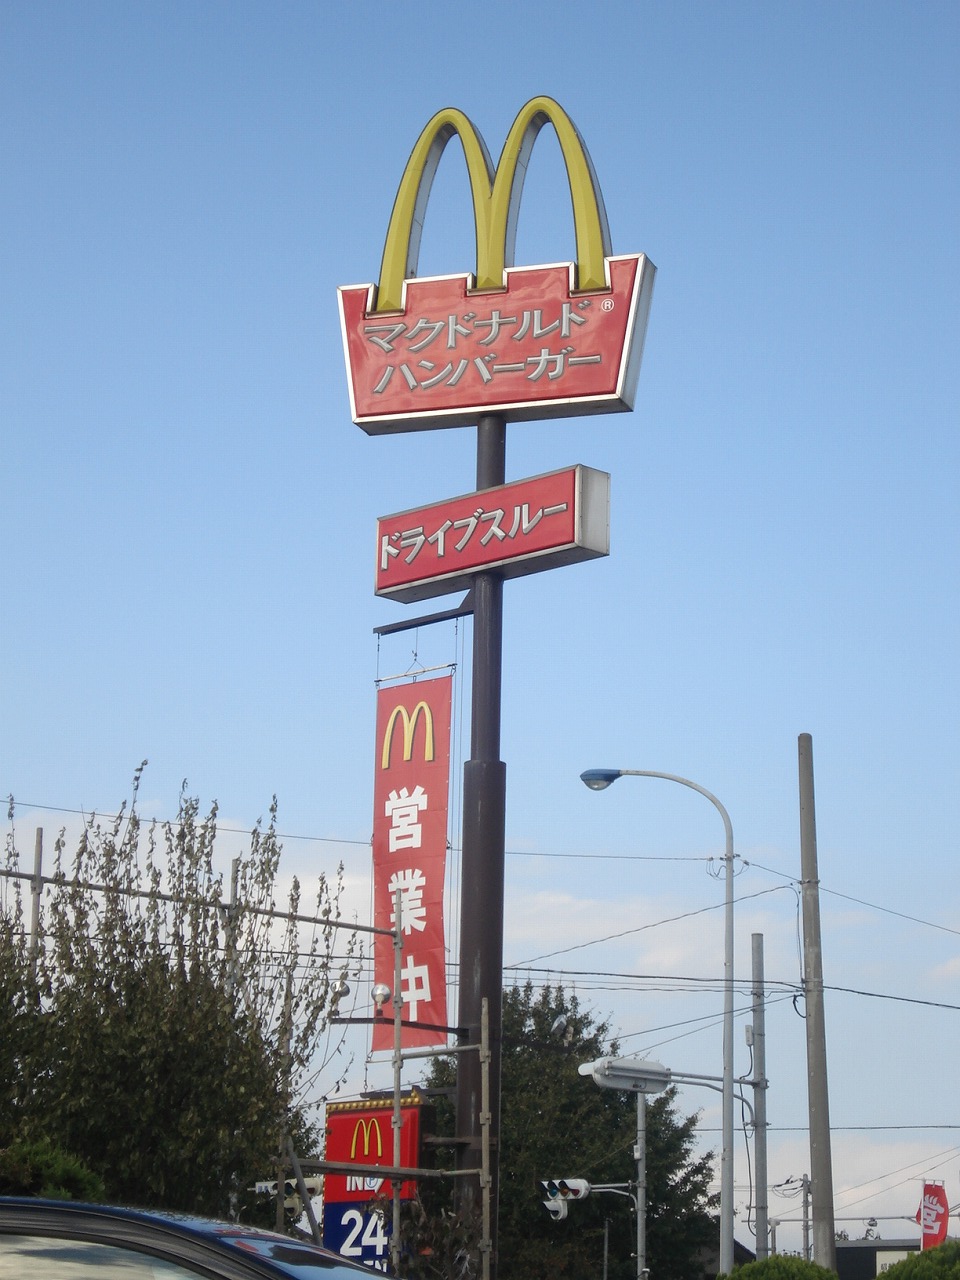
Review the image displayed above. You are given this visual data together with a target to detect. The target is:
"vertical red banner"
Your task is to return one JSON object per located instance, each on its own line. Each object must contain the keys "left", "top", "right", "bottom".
{"left": 917, "top": 1182, "right": 949, "bottom": 1248}
{"left": 372, "top": 676, "right": 451, "bottom": 1050}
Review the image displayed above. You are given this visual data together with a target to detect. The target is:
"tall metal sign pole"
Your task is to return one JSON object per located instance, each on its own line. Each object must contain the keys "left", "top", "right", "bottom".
{"left": 457, "top": 412, "right": 507, "bottom": 1264}
{"left": 339, "top": 97, "right": 656, "bottom": 1278}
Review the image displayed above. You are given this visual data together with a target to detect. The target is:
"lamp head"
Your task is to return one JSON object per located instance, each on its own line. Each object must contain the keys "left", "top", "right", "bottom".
{"left": 579, "top": 1056, "right": 671, "bottom": 1093}
{"left": 371, "top": 983, "right": 392, "bottom": 1013}
{"left": 580, "top": 768, "right": 622, "bottom": 791}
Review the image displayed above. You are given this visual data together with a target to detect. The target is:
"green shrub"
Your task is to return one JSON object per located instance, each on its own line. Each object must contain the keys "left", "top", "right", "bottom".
{"left": 0, "top": 1136, "right": 105, "bottom": 1201}
{"left": 721, "top": 1257, "right": 837, "bottom": 1280}
{"left": 878, "top": 1242, "right": 960, "bottom": 1280}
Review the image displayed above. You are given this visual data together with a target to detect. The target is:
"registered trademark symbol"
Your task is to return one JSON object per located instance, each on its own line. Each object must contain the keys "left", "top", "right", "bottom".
{"left": 600, "top": 298, "right": 615, "bottom": 312}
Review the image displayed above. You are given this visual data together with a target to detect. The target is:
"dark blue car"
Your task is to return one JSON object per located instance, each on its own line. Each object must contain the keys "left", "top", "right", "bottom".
{"left": 0, "top": 1198, "right": 375, "bottom": 1278}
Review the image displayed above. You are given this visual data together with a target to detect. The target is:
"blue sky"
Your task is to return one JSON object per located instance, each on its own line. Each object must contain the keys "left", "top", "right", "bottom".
{"left": 2, "top": 0, "right": 959, "bottom": 1256}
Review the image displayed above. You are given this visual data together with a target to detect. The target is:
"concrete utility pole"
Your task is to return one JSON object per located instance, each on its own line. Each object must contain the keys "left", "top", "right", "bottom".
{"left": 750, "top": 933, "right": 769, "bottom": 1259}
{"left": 798, "top": 733, "right": 837, "bottom": 1271}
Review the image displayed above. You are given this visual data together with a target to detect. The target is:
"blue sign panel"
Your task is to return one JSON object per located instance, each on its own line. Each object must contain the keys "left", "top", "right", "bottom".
{"left": 323, "top": 1203, "right": 391, "bottom": 1271}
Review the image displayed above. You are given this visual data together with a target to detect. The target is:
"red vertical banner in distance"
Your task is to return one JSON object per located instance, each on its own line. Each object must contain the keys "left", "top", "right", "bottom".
{"left": 917, "top": 1183, "right": 949, "bottom": 1248}
{"left": 372, "top": 676, "right": 451, "bottom": 1049}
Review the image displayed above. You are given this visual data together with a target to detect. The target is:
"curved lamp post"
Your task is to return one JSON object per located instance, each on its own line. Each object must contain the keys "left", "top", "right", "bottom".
{"left": 580, "top": 767, "right": 736, "bottom": 1278}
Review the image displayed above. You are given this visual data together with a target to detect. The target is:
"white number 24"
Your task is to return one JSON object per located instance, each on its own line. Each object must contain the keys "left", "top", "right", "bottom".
{"left": 341, "top": 1208, "right": 389, "bottom": 1258}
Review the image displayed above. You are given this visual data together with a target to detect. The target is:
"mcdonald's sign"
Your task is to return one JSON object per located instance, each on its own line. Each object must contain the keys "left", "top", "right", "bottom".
{"left": 380, "top": 699, "right": 435, "bottom": 767}
{"left": 350, "top": 1117, "right": 383, "bottom": 1160}
{"left": 338, "top": 96, "right": 655, "bottom": 433}
{"left": 324, "top": 1098, "right": 423, "bottom": 1205}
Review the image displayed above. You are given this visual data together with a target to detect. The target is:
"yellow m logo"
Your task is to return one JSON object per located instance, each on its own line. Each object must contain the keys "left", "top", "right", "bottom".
{"left": 381, "top": 701, "right": 435, "bottom": 769}
{"left": 375, "top": 96, "right": 611, "bottom": 312}
{"left": 350, "top": 1117, "right": 384, "bottom": 1160}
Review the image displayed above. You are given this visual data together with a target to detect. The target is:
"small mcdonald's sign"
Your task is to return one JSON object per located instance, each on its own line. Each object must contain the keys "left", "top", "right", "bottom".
{"left": 324, "top": 1097, "right": 423, "bottom": 1205}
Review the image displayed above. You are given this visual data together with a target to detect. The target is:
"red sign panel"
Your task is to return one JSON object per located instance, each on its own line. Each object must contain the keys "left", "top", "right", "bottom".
{"left": 339, "top": 254, "right": 654, "bottom": 433}
{"left": 372, "top": 677, "right": 451, "bottom": 1050}
{"left": 917, "top": 1183, "right": 949, "bottom": 1248}
{"left": 324, "top": 1100, "right": 422, "bottom": 1203}
{"left": 376, "top": 465, "right": 609, "bottom": 603}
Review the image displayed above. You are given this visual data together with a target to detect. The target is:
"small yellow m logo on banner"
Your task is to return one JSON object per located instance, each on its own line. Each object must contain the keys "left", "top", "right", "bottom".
{"left": 381, "top": 701, "right": 435, "bottom": 769}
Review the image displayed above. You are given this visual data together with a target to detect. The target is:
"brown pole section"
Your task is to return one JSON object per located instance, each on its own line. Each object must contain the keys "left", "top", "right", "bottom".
{"left": 456, "top": 412, "right": 506, "bottom": 1279}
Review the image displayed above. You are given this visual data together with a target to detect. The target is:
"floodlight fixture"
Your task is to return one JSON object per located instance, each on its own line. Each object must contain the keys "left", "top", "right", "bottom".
{"left": 579, "top": 1056, "right": 671, "bottom": 1094}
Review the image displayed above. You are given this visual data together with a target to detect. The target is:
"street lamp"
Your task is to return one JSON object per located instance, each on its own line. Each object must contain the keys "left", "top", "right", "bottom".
{"left": 580, "top": 767, "right": 736, "bottom": 1278}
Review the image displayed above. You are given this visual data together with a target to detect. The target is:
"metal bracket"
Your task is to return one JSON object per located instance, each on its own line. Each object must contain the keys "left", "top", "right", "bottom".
{"left": 373, "top": 591, "right": 474, "bottom": 636}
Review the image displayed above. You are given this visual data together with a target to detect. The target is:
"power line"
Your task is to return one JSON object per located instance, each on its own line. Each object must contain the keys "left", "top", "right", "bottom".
{"left": 503, "top": 965, "right": 960, "bottom": 1019}
{"left": 819, "top": 886, "right": 960, "bottom": 939}
{"left": 6, "top": 800, "right": 371, "bottom": 847}
{"left": 823, "top": 985, "right": 960, "bottom": 1013}
{"left": 11, "top": 801, "right": 710, "bottom": 863}
{"left": 760, "top": 1127, "right": 960, "bottom": 1134}
{"left": 10, "top": 800, "right": 959, "bottom": 951}
{"left": 731, "top": 859, "right": 960, "bottom": 939}
{"left": 833, "top": 1146, "right": 960, "bottom": 1210}
{"left": 511, "top": 885, "right": 789, "bottom": 966}
{"left": 835, "top": 1146, "right": 960, "bottom": 1197}
{"left": 512, "top": 850, "right": 713, "bottom": 863}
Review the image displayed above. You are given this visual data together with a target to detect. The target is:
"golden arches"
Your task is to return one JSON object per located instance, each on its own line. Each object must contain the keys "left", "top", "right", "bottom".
{"left": 375, "top": 96, "right": 612, "bottom": 313}
{"left": 380, "top": 701, "right": 435, "bottom": 769}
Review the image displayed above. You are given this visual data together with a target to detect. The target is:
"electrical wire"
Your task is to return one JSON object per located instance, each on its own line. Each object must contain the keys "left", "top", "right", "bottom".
{"left": 8, "top": 797, "right": 960, "bottom": 943}
{"left": 819, "top": 887, "right": 960, "bottom": 938}
{"left": 512, "top": 885, "right": 789, "bottom": 967}
{"left": 834, "top": 1146, "right": 960, "bottom": 1200}
{"left": 10, "top": 801, "right": 960, "bottom": 946}
{"left": 834, "top": 1146, "right": 960, "bottom": 1210}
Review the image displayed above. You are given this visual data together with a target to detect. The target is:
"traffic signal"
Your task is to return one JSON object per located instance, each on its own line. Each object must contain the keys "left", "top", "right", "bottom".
{"left": 250, "top": 1178, "right": 321, "bottom": 1213}
{"left": 252, "top": 1179, "right": 297, "bottom": 1200}
{"left": 540, "top": 1178, "right": 591, "bottom": 1219}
